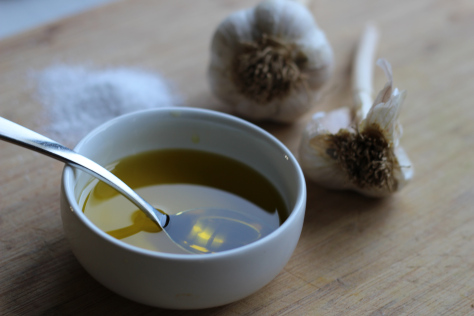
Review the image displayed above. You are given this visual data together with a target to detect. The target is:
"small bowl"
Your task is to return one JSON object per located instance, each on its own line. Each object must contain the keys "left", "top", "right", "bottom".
{"left": 61, "top": 107, "right": 306, "bottom": 309}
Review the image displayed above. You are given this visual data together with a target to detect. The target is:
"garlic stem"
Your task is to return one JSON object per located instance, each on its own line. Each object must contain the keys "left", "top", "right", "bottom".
{"left": 352, "top": 23, "right": 379, "bottom": 123}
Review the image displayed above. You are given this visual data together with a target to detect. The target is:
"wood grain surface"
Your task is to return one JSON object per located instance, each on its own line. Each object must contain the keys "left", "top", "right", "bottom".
{"left": 1, "top": 0, "right": 473, "bottom": 314}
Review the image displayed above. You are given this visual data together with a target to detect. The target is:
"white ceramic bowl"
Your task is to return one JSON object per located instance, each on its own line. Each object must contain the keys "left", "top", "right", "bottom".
{"left": 61, "top": 107, "right": 306, "bottom": 309}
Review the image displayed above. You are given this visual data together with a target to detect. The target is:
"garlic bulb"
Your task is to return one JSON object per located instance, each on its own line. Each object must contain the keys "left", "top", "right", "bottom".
{"left": 299, "top": 25, "right": 413, "bottom": 197}
{"left": 208, "top": 0, "right": 334, "bottom": 123}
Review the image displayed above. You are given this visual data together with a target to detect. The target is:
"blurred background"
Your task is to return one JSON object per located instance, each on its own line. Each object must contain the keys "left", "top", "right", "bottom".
{"left": 0, "top": 0, "right": 117, "bottom": 39}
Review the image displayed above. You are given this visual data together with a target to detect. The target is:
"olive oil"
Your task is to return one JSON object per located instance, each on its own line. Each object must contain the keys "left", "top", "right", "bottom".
{"left": 80, "top": 149, "right": 288, "bottom": 254}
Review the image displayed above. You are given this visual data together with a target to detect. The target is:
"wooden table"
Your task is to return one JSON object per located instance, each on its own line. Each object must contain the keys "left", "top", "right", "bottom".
{"left": 1, "top": 0, "right": 473, "bottom": 314}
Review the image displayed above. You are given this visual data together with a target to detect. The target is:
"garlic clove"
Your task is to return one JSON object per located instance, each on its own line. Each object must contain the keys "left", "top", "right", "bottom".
{"left": 209, "top": 9, "right": 256, "bottom": 70}
{"left": 208, "top": 0, "right": 333, "bottom": 123}
{"left": 299, "top": 108, "right": 352, "bottom": 190}
{"left": 208, "top": 9, "right": 257, "bottom": 112}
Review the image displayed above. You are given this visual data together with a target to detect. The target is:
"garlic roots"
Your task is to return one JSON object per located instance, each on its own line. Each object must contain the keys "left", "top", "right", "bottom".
{"left": 208, "top": 0, "right": 334, "bottom": 123}
{"left": 299, "top": 25, "right": 413, "bottom": 197}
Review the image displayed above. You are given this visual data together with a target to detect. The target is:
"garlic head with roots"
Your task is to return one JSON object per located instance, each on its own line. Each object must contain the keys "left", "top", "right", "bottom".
{"left": 299, "top": 59, "right": 413, "bottom": 197}
{"left": 207, "top": 0, "right": 334, "bottom": 123}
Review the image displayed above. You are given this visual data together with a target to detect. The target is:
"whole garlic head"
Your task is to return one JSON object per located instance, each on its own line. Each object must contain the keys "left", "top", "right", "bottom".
{"left": 208, "top": 0, "right": 334, "bottom": 123}
{"left": 299, "top": 59, "right": 413, "bottom": 197}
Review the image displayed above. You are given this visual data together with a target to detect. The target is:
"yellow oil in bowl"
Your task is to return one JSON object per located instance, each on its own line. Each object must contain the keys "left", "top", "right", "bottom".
{"left": 80, "top": 149, "right": 288, "bottom": 254}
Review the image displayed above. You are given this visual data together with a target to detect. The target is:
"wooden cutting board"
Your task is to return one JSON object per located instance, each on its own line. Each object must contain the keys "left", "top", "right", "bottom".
{"left": 0, "top": 0, "right": 473, "bottom": 314}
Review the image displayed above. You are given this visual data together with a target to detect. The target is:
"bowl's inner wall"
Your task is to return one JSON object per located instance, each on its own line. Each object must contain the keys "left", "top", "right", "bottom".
{"left": 69, "top": 109, "right": 301, "bottom": 220}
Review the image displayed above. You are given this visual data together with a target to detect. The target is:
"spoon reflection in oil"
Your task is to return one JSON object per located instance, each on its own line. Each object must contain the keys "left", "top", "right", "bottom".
{"left": 106, "top": 207, "right": 272, "bottom": 254}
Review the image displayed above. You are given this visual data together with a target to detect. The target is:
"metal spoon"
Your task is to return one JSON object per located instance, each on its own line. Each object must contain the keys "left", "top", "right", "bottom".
{"left": 0, "top": 117, "right": 274, "bottom": 254}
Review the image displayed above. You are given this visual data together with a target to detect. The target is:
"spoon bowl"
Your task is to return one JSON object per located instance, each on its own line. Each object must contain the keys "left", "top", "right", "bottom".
{"left": 166, "top": 208, "right": 275, "bottom": 253}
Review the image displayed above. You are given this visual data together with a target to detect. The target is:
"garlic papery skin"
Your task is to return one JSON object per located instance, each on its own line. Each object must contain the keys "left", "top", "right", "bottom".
{"left": 208, "top": 0, "right": 333, "bottom": 123}
{"left": 299, "top": 25, "right": 413, "bottom": 197}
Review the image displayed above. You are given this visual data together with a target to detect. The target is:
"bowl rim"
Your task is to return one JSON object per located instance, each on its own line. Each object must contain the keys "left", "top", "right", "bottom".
{"left": 62, "top": 107, "right": 306, "bottom": 261}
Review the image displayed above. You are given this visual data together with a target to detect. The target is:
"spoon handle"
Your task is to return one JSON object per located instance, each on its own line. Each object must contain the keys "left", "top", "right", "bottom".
{"left": 0, "top": 116, "right": 168, "bottom": 228}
